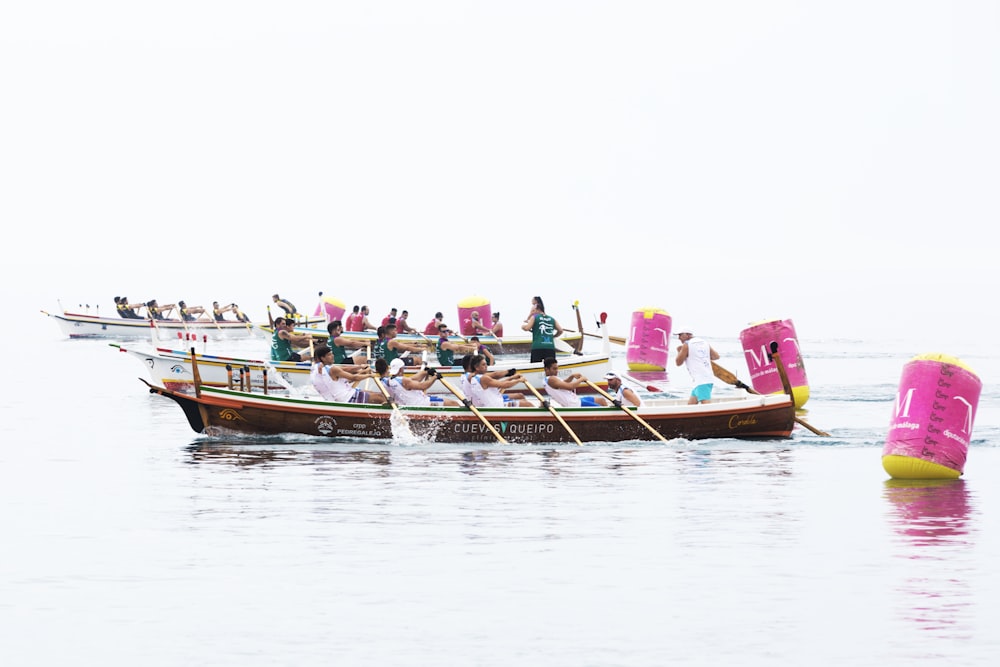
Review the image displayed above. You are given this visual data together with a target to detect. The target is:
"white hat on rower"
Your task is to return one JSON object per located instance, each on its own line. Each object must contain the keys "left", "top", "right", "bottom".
{"left": 675, "top": 326, "right": 693, "bottom": 336}
{"left": 389, "top": 358, "right": 406, "bottom": 375}
{"left": 604, "top": 371, "right": 620, "bottom": 380}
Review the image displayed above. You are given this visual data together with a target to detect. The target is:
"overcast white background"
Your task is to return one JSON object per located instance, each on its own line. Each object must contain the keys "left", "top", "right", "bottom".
{"left": 5, "top": 2, "right": 996, "bottom": 350}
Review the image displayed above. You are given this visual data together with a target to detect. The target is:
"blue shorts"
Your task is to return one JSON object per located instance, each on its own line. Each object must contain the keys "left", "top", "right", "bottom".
{"left": 691, "top": 383, "right": 714, "bottom": 402}
{"left": 429, "top": 396, "right": 444, "bottom": 405}
{"left": 580, "top": 396, "right": 601, "bottom": 407}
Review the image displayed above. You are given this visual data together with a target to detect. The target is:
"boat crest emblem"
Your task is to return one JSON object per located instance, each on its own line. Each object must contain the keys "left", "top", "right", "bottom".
{"left": 316, "top": 416, "right": 336, "bottom": 435}
{"left": 218, "top": 408, "right": 246, "bottom": 422}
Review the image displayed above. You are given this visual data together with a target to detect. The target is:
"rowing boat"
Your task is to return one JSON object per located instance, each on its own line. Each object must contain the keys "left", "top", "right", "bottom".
{"left": 43, "top": 307, "right": 329, "bottom": 339}
{"left": 43, "top": 309, "right": 260, "bottom": 339}
{"left": 266, "top": 324, "right": 583, "bottom": 356}
{"left": 113, "top": 343, "right": 615, "bottom": 394}
{"left": 142, "top": 379, "right": 796, "bottom": 443}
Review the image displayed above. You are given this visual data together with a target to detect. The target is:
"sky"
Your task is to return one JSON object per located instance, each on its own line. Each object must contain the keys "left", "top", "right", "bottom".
{"left": 6, "top": 2, "right": 998, "bottom": 350}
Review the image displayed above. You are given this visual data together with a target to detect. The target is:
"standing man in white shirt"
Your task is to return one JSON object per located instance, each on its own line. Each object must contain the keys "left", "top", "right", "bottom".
{"left": 675, "top": 326, "right": 720, "bottom": 404}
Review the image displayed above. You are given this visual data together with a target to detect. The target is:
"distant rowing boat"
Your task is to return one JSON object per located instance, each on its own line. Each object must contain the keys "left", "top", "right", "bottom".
{"left": 43, "top": 309, "right": 260, "bottom": 339}
{"left": 43, "top": 307, "right": 327, "bottom": 339}
{"left": 264, "top": 324, "right": 583, "bottom": 356}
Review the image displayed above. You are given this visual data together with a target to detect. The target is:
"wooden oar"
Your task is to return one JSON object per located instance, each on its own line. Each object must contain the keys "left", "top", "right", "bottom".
{"left": 435, "top": 374, "right": 508, "bottom": 444}
{"left": 582, "top": 379, "right": 669, "bottom": 443}
{"left": 190, "top": 347, "right": 202, "bottom": 398}
{"left": 521, "top": 381, "right": 583, "bottom": 446}
{"left": 711, "top": 360, "right": 830, "bottom": 437}
{"left": 572, "top": 301, "right": 586, "bottom": 354}
{"left": 562, "top": 328, "right": 628, "bottom": 346}
{"left": 370, "top": 374, "right": 399, "bottom": 411}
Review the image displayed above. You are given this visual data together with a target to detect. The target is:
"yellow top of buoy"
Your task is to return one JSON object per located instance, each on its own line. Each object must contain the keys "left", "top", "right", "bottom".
{"left": 912, "top": 352, "right": 975, "bottom": 374}
{"left": 320, "top": 295, "right": 345, "bottom": 307}
{"left": 637, "top": 307, "right": 669, "bottom": 318}
{"left": 458, "top": 295, "right": 490, "bottom": 308}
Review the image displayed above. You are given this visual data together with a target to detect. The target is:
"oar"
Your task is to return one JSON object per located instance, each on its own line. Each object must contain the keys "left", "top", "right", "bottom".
{"left": 572, "top": 300, "right": 586, "bottom": 354}
{"left": 711, "top": 361, "right": 830, "bottom": 437}
{"left": 563, "top": 329, "right": 628, "bottom": 345}
{"left": 553, "top": 337, "right": 575, "bottom": 354}
{"left": 370, "top": 374, "right": 399, "bottom": 411}
{"left": 521, "top": 381, "right": 583, "bottom": 446}
{"left": 190, "top": 347, "right": 202, "bottom": 398}
{"left": 582, "top": 379, "right": 669, "bottom": 443}
{"left": 434, "top": 374, "right": 508, "bottom": 444}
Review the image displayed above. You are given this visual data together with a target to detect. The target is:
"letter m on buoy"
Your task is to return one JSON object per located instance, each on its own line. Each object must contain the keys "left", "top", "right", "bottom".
{"left": 895, "top": 387, "right": 916, "bottom": 418}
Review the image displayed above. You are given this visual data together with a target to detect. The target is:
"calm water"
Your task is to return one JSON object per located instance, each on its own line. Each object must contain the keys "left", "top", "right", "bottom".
{"left": 3, "top": 322, "right": 999, "bottom": 666}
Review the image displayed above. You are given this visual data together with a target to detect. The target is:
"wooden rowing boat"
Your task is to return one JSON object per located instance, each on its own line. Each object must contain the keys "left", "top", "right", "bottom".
{"left": 266, "top": 324, "right": 583, "bottom": 356}
{"left": 43, "top": 307, "right": 328, "bottom": 339}
{"left": 113, "top": 343, "right": 615, "bottom": 394}
{"left": 42, "top": 309, "right": 260, "bottom": 339}
{"left": 142, "top": 379, "right": 796, "bottom": 443}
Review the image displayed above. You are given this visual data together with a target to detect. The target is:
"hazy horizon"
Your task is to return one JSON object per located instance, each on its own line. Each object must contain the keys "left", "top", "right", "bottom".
{"left": 9, "top": 2, "right": 995, "bottom": 352}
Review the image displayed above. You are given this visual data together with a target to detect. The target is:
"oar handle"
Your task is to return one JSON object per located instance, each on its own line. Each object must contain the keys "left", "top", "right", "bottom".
{"left": 370, "top": 374, "right": 398, "bottom": 411}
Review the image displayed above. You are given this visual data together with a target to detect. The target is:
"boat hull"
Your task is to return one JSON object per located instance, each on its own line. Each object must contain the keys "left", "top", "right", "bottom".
{"left": 145, "top": 382, "right": 796, "bottom": 443}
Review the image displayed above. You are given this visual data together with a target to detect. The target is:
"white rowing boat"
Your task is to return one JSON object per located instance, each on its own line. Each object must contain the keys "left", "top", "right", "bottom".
{"left": 113, "top": 343, "right": 615, "bottom": 395}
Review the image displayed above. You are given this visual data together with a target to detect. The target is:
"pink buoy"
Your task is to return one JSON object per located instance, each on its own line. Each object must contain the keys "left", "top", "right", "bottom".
{"left": 882, "top": 354, "right": 981, "bottom": 480}
{"left": 739, "top": 318, "right": 810, "bottom": 408}
{"left": 626, "top": 308, "right": 671, "bottom": 372}
{"left": 316, "top": 296, "right": 346, "bottom": 323}
{"left": 457, "top": 295, "right": 491, "bottom": 336}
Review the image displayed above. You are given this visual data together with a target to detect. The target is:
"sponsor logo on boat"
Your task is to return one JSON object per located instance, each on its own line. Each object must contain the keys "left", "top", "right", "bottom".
{"left": 452, "top": 422, "right": 555, "bottom": 436}
{"left": 728, "top": 414, "right": 758, "bottom": 429}
{"left": 316, "top": 416, "right": 336, "bottom": 435}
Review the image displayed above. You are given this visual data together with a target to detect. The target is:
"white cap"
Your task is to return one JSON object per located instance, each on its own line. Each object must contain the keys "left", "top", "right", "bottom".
{"left": 604, "top": 371, "right": 620, "bottom": 380}
{"left": 389, "top": 358, "right": 406, "bottom": 375}
{"left": 675, "top": 326, "right": 693, "bottom": 335}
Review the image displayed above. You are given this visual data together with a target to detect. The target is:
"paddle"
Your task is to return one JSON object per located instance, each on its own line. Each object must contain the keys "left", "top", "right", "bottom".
{"left": 711, "top": 360, "right": 830, "bottom": 437}
{"left": 434, "top": 373, "right": 508, "bottom": 444}
{"left": 583, "top": 379, "right": 669, "bottom": 443}
{"left": 521, "top": 381, "right": 583, "bottom": 446}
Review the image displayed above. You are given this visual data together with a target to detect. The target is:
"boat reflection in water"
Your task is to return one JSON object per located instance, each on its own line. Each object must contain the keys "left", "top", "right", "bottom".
{"left": 883, "top": 478, "right": 975, "bottom": 639}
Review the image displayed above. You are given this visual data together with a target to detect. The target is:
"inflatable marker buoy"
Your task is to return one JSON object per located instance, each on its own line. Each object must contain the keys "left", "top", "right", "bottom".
{"left": 626, "top": 308, "right": 671, "bottom": 372}
{"left": 457, "top": 295, "right": 491, "bottom": 337}
{"left": 739, "top": 318, "right": 810, "bottom": 408}
{"left": 882, "top": 353, "right": 981, "bottom": 480}
{"left": 316, "top": 295, "right": 346, "bottom": 323}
